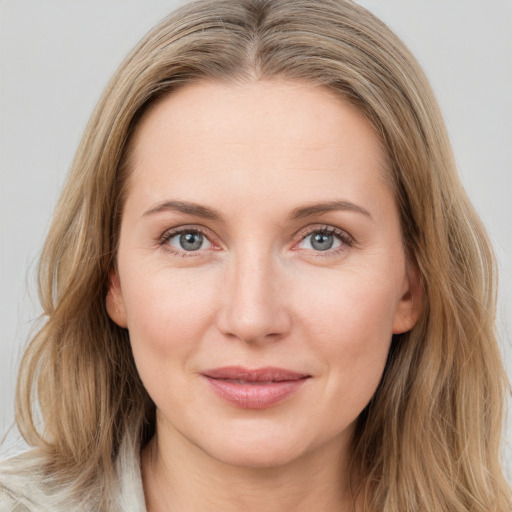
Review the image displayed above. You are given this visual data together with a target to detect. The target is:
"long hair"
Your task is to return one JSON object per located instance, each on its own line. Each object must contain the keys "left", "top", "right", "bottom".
{"left": 13, "top": 0, "right": 510, "bottom": 510}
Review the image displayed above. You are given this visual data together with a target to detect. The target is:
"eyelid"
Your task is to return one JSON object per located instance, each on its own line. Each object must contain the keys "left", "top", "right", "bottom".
{"left": 159, "top": 224, "right": 208, "bottom": 244}
{"left": 158, "top": 225, "right": 220, "bottom": 255}
{"left": 156, "top": 223, "right": 354, "bottom": 257}
{"left": 293, "top": 224, "right": 354, "bottom": 253}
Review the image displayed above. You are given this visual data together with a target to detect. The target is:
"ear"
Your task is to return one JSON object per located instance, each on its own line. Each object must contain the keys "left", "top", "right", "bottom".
{"left": 392, "top": 262, "right": 422, "bottom": 334}
{"left": 106, "top": 268, "right": 128, "bottom": 328}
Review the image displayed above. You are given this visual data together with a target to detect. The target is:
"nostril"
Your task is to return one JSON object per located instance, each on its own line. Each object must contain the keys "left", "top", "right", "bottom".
{"left": 216, "top": 307, "right": 292, "bottom": 344}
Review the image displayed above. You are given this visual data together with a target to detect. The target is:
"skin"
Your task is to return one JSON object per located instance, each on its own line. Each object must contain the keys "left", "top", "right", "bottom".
{"left": 107, "top": 79, "right": 420, "bottom": 512}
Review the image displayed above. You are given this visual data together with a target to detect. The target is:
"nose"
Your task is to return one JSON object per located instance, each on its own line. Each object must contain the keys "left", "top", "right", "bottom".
{"left": 216, "top": 249, "right": 292, "bottom": 344}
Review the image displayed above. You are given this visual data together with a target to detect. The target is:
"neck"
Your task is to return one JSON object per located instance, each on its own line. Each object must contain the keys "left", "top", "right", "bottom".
{"left": 141, "top": 421, "right": 358, "bottom": 512}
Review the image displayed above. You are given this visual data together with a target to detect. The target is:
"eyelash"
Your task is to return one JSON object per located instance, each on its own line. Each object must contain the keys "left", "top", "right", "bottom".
{"left": 159, "top": 226, "right": 215, "bottom": 258}
{"left": 158, "top": 224, "right": 354, "bottom": 257}
{"left": 294, "top": 225, "right": 354, "bottom": 257}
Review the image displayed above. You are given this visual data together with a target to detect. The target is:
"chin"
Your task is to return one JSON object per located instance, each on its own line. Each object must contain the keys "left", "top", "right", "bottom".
{"left": 207, "top": 439, "right": 308, "bottom": 469}
{"left": 194, "top": 419, "right": 343, "bottom": 470}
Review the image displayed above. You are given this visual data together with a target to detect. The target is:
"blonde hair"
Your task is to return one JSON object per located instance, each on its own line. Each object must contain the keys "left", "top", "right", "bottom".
{"left": 13, "top": 0, "right": 510, "bottom": 510}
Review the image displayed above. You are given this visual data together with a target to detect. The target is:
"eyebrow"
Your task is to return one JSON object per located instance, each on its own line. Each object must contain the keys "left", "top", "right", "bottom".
{"left": 289, "top": 200, "right": 372, "bottom": 220}
{"left": 142, "top": 200, "right": 223, "bottom": 221}
{"left": 141, "top": 199, "right": 372, "bottom": 222}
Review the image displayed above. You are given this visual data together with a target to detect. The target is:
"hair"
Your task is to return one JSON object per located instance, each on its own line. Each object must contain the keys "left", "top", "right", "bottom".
{"left": 10, "top": 0, "right": 510, "bottom": 510}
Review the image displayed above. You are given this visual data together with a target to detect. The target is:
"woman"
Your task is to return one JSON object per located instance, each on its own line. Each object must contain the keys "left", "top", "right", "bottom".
{"left": 1, "top": 0, "right": 510, "bottom": 510}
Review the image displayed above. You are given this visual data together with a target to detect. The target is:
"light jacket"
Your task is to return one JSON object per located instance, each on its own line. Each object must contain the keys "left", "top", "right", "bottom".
{"left": 0, "top": 436, "right": 146, "bottom": 512}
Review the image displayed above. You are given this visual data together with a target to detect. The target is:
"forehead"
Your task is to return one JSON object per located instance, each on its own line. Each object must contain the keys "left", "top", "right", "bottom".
{"left": 124, "top": 79, "right": 392, "bottom": 213}
{"left": 131, "top": 79, "right": 386, "bottom": 157}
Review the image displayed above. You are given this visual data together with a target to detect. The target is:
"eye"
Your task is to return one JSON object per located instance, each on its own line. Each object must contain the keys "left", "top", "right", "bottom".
{"left": 165, "top": 229, "right": 213, "bottom": 252}
{"left": 296, "top": 226, "right": 352, "bottom": 253}
{"left": 299, "top": 231, "right": 341, "bottom": 251}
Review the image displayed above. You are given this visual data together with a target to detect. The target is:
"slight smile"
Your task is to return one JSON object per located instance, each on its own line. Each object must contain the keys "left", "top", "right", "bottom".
{"left": 201, "top": 366, "right": 312, "bottom": 409}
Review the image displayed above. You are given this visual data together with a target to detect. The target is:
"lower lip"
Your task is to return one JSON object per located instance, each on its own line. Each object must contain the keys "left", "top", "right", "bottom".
{"left": 203, "top": 377, "right": 309, "bottom": 409}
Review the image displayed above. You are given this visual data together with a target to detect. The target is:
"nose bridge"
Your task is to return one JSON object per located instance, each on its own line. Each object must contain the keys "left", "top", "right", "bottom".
{"left": 218, "top": 244, "right": 291, "bottom": 343}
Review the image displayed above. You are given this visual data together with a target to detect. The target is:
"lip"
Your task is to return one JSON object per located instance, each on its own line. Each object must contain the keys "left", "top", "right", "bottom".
{"left": 201, "top": 366, "right": 311, "bottom": 409}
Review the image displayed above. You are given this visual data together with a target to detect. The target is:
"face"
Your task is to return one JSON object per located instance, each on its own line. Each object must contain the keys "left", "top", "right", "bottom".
{"left": 107, "top": 80, "right": 419, "bottom": 468}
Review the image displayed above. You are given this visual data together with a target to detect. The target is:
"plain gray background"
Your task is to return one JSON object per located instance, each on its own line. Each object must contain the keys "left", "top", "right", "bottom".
{"left": 1, "top": 0, "right": 511, "bottom": 475}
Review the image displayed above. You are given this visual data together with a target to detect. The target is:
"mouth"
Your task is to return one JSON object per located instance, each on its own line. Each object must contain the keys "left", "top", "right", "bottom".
{"left": 201, "top": 366, "right": 311, "bottom": 409}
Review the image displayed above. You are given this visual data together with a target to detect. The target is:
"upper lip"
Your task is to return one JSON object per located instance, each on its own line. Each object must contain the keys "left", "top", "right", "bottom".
{"left": 202, "top": 366, "right": 310, "bottom": 382}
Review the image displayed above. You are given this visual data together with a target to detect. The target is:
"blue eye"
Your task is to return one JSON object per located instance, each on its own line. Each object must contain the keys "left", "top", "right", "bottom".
{"left": 167, "top": 230, "right": 212, "bottom": 251}
{"left": 298, "top": 229, "right": 346, "bottom": 252}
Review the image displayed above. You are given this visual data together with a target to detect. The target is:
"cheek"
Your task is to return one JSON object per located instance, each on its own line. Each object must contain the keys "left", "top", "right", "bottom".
{"left": 296, "top": 267, "right": 399, "bottom": 402}
{"left": 121, "top": 264, "right": 220, "bottom": 363}
{"left": 298, "top": 261, "right": 401, "bottom": 342}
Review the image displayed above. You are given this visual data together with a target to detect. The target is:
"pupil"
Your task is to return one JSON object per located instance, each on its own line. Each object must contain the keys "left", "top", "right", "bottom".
{"left": 180, "top": 232, "right": 203, "bottom": 251}
{"left": 311, "top": 232, "right": 333, "bottom": 251}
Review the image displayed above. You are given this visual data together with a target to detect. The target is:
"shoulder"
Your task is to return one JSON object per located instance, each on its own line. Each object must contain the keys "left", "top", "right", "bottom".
{"left": 0, "top": 435, "right": 146, "bottom": 512}
{"left": 0, "top": 450, "right": 84, "bottom": 512}
{"left": 0, "top": 455, "right": 43, "bottom": 512}
{"left": 0, "top": 486, "right": 30, "bottom": 512}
